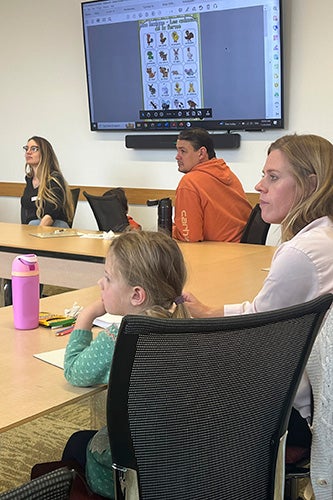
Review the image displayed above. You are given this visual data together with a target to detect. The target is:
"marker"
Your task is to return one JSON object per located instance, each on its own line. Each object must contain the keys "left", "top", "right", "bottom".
{"left": 50, "top": 318, "right": 76, "bottom": 329}
{"left": 55, "top": 326, "right": 74, "bottom": 336}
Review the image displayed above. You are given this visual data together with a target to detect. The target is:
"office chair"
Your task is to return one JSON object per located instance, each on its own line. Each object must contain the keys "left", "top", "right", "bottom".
{"left": 240, "top": 203, "right": 271, "bottom": 244}
{"left": 107, "top": 294, "right": 333, "bottom": 500}
{"left": 30, "top": 460, "right": 109, "bottom": 499}
{"left": 0, "top": 467, "right": 74, "bottom": 499}
{"left": 103, "top": 187, "right": 128, "bottom": 208}
{"left": 83, "top": 191, "right": 129, "bottom": 232}
{"left": 69, "top": 187, "right": 80, "bottom": 228}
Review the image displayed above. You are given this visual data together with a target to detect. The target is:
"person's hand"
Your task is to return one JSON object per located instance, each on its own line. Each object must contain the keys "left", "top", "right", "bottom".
{"left": 182, "top": 291, "right": 213, "bottom": 318}
{"left": 74, "top": 299, "right": 106, "bottom": 331}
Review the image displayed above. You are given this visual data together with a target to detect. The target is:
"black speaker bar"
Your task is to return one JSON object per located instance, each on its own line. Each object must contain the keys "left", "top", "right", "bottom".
{"left": 125, "top": 133, "right": 241, "bottom": 150}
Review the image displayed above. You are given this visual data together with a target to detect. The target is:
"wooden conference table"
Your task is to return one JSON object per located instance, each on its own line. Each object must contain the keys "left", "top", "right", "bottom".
{"left": 0, "top": 238, "right": 275, "bottom": 433}
{"left": 0, "top": 222, "right": 276, "bottom": 296}
{"left": 0, "top": 222, "right": 110, "bottom": 288}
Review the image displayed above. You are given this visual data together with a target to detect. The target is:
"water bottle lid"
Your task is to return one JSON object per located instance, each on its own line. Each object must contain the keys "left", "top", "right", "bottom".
{"left": 19, "top": 254, "right": 38, "bottom": 264}
{"left": 12, "top": 254, "right": 39, "bottom": 275}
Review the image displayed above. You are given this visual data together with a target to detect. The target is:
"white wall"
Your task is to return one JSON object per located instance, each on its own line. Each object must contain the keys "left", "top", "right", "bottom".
{"left": 0, "top": 0, "right": 332, "bottom": 237}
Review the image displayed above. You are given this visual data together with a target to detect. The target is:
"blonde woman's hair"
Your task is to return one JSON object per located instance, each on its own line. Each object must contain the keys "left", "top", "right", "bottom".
{"left": 268, "top": 134, "right": 333, "bottom": 241}
{"left": 108, "top": 231, "right": 190, "bottom": 318}
{"left": 25, "top": 136, "right": 74, "bottom": 224}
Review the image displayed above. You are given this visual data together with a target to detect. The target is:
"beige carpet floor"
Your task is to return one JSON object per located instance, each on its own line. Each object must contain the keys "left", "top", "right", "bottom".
{"left": 0, "top": 391, "right": 107, "bottom": 493}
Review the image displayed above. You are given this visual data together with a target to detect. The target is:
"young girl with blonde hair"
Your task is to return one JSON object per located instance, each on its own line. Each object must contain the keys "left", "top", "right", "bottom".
{"left": 62, "top": 230, "right": 190, "bottom": 498}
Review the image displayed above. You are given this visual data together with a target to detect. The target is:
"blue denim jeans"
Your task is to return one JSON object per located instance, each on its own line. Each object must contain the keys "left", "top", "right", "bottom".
{"left": 28, "top": 219, "right": 69, "bottom": 228}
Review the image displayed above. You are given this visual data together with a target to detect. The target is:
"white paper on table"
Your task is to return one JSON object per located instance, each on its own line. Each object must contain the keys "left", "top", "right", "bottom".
{"left": 34, "top": 313, "right": 123, "bottom": 368}
{"left": 33, "top": 348, "right": 65, "bottom": 369}
{"left": 93, "top": 313, "right": 123, "bottom": 329}
{"left": 80, "top": 230, "right": 115, "bottom": 239}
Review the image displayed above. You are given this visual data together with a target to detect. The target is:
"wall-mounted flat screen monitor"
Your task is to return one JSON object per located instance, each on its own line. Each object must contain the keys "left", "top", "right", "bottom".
{"left": 81, "top": 0, "right": 283, "bottom": 132}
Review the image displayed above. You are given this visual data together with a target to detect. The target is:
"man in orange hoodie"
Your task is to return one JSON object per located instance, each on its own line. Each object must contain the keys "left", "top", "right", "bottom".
{"left": 173, "top": 128, "right": 251, "bottom": 242}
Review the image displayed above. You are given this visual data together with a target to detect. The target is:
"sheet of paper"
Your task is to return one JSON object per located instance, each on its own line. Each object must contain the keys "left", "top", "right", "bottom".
{"left": 80, "top": 230, "right": 116, "bottom": 240}
{"left": 29, "top": 230, "right": 83, "bottom": 238}
{"left": 33, "top": 348, "right": 66, "bottom": 369}
{"left": 93, "top": 313, "right": 123, "bottom": 329}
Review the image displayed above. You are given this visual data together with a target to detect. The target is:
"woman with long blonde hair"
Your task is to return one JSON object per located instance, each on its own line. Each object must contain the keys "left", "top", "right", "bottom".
{"left": 21, "top": 135, "right": 74, "bottom": 227}
{"left": 184, "top": 133, "right": 333, "bottom": 498}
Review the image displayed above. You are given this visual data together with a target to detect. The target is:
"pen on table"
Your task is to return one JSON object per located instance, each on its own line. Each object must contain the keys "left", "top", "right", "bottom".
{"left": 55, "top": 326, "right": 74, "bottom": 336}
{"left": 55, "top": 324, "right": 74, "bottom": 334}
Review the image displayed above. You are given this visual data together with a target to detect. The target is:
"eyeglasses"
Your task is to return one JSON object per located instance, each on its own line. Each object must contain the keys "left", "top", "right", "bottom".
{"left": 23, "top": 146, "right": 39, "bottom": 153}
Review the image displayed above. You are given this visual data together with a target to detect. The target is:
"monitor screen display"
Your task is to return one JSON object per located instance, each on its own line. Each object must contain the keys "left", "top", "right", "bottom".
{"left": 81, "top": 0, "right": 283, "bottom": 132}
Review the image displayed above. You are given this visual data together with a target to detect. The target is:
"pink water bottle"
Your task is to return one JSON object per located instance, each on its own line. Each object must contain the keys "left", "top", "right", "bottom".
{"left": 12, "top": 254, "right": 40, "bottom": 330}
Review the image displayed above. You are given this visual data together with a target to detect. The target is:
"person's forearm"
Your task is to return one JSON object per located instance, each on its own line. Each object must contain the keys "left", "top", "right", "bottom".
{"left": 74, "top": 308, "right": 97, "bottom": 331}
{"left": 74, "top": 299, "right": 106, "bottom": 331}
{"left": 202, "top": 306, "right": 225, "bottom": 318}
{"left": 192, "top": 304, "right": 225, "bottom": 318}
{"left": 183, "top": 291, "right": 225, "bottom": 318}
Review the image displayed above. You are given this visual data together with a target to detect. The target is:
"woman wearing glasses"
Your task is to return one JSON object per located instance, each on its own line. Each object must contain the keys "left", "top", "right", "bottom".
{"left": 3, "top": 136, "right": 75, "bottom": 306}
{"left": 21, "top": 136, "right": 74, "bottom": 227}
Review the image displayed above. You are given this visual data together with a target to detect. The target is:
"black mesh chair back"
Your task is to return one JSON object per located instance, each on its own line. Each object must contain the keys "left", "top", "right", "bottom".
{"left": 0, "top": 467, "right": 75, "bottom": 499}
{"left": 83, "top": 190, "right": 129, "bottom": 232}
{"left": 240, "top": 203, "right": 271, "bottom": 244}
{"left": 107, "top": 294, "right": 333, "bottom": 500}
{"left": 69, "top": 188, "right": 80, "bottom": 228}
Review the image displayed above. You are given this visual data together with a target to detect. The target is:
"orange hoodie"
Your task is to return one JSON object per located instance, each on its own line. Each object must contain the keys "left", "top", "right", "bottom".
{"left": 173, "top": 157, "right": 251, "bottom": 242}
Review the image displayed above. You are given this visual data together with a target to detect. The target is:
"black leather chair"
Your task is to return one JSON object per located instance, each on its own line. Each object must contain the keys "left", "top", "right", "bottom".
{"left": 69, "top": 187, "right": 80, "bottom": 228}
{"left": 103, "top": 187, "right": 128, "bottom": 209}
{"left": 240, "top": 203, "right": 271, "bottom": 245}
{"left": 107, "top": 294, "right": 332, "bottom": 500}
{"left": 83, "top": 191, "right": 129, "bottom": 232}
